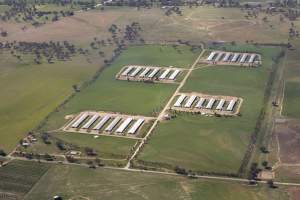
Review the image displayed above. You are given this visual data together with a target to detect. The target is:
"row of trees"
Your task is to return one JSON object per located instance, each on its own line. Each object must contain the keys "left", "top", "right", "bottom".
{"left": 0, "top": 0, "right": 97, "bottom": 25}
{"left": 0, "top": 40, "right": 90, "bottom": 64}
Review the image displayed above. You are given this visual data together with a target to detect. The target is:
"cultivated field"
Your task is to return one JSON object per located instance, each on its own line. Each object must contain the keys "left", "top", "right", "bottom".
{"left": 270, "top": 119, "right": 300, "bottom": 183}
{"left": 0, "top": 160, "right": 50, "bottom": 199}
{"left": 276, "top": 120, "right": 300, "bottom": 164}
{"left": 137, "top": 45, "right": 282, "bottom": 174}
{"left": 24, "top": 164, "right": 289, "bottom": 200}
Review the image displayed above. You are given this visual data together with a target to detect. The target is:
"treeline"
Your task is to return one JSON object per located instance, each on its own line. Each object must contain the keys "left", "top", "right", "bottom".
{"left": 133, "top": 159, "right": 240, "bottom": 178}
{"left": 0, "top": 0, "right": 97, "bottom": 25}
{"left": 102, "top": 0, "right": 240, "bottom": 8}
{"left": 0, "top": 2, "right": 74, "bottom": 25}
{"left": 239, "top": 49, "right": 286, "bottom": 177}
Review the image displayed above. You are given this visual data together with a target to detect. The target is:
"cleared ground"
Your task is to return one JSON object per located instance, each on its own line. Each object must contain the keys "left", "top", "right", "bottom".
{"left": 288, "top": 187, "right": 300, "bottom": 200}
{"left": 25, "top": 164, "right": 289, "bottom": 200}
{"left": 274, "top": 38, "right": 300, "bottom": 182}
{"left": 276, "top": 120, "right": 300, "bottom": 164}
{"left": 138, "top": 45, "right": 281, "bottom": 174}
{"left": 275, "top": 166, "right": 300, "bottom": 183}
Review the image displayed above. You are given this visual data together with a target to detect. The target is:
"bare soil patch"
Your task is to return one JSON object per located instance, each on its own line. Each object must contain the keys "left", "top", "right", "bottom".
{"left": 209, "top": 20, "right": 254, "bottom": 32}
{"left": 276, "top": 119, "right": 300, "bottom": 164}
{"left": 0, "top": 11, "right": 120, "bottom": 44}
{"left": 288, "top": 187, "right": 300, "bottom": 200}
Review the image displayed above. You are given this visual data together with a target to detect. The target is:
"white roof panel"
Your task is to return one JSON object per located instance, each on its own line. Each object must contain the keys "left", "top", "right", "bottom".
{"left": 82, "top": 114, "right": 99, "bottom": 129}
{"left": 116, "top": 118, "right": 133, "bottom": 133}
{"left": 128, "top": 118, "right": 145, "bottom": 134}
{"left": 174, "top": 94, "right": 186, "bottom": 107}
{"left": 168, "top": 69, "right": 180, "bottom": 80}
{"left": 93, "top": 115, "right": 110, "bottom": 130}
{"left": 105, "top": 117, "right": 121, "bottom": 132}
{"left": 71, "top": 113, "right": 89, "bottom": 128}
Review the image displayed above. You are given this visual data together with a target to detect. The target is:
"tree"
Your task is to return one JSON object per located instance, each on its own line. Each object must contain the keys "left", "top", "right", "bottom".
{"left": 175, "top": 166, "right": 187, "bottom": 175}
{"left": 85, "top": 147, "right": 97, "bottom": 156}
{"left": 0, "top": 149, "right": 6, "bottom": 156}
{"left": 41, "top": 132, "right": 51, "bottom": 144}
{"left": 56, "top": 141, "right": 66, "bottom": 151}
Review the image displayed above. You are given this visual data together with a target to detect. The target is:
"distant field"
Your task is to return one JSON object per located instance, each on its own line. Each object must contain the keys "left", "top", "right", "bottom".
{"left": 0, "top": 160, "right": 50, "bottom": 199}
{"left": 0, "top": 7, "right": 289, "bottom": 45}
{"left": 40, "top": 45, "right": 199, "bottom": 132}
{"left": 138, "top": 45, "right": 281, "bottom": 174}
{"left": 0, "top": 55, "right": 103, "bottom": 153}
{"left": 25, "top": 164, "right": 289, "bottom": 200}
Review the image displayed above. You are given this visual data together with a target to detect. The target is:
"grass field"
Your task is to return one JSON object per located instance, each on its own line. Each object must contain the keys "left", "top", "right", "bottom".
{"left": 24, "top": 164, "right": 289, "bottom": 200}
{"left": 40, "top": 45, "right": 199, "bottom": 132}
{"left": 19, "top": 132, "right": 137, "bottom": 160}
{"left": 0, "top": 55, "right": 104, "bottom": 153}
{"left": 0, "top": 160, "right": 50, "bottom": 199}
{"left": 138, "top": 45, "right": 281, "bottom": 174}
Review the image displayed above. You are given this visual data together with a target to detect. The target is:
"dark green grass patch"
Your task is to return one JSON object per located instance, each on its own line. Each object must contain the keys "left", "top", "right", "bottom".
{"left": 283, "top": 81, "right": 300, "bottom": 118}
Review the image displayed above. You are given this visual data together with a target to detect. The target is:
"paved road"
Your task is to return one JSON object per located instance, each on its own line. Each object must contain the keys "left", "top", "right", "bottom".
{"left": 125, "top": 48, "right": 206, "bottom": 169}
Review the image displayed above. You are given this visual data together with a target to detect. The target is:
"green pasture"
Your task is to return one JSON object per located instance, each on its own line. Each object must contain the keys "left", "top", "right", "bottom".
{"left": 0, "top": 56, "right": 100, "bottom": 153}
{"left": 138, "top": 45, "right": 281, "bottom": 174}
{"left": 40, "top": 45, "right": 199, "bottom": 132}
